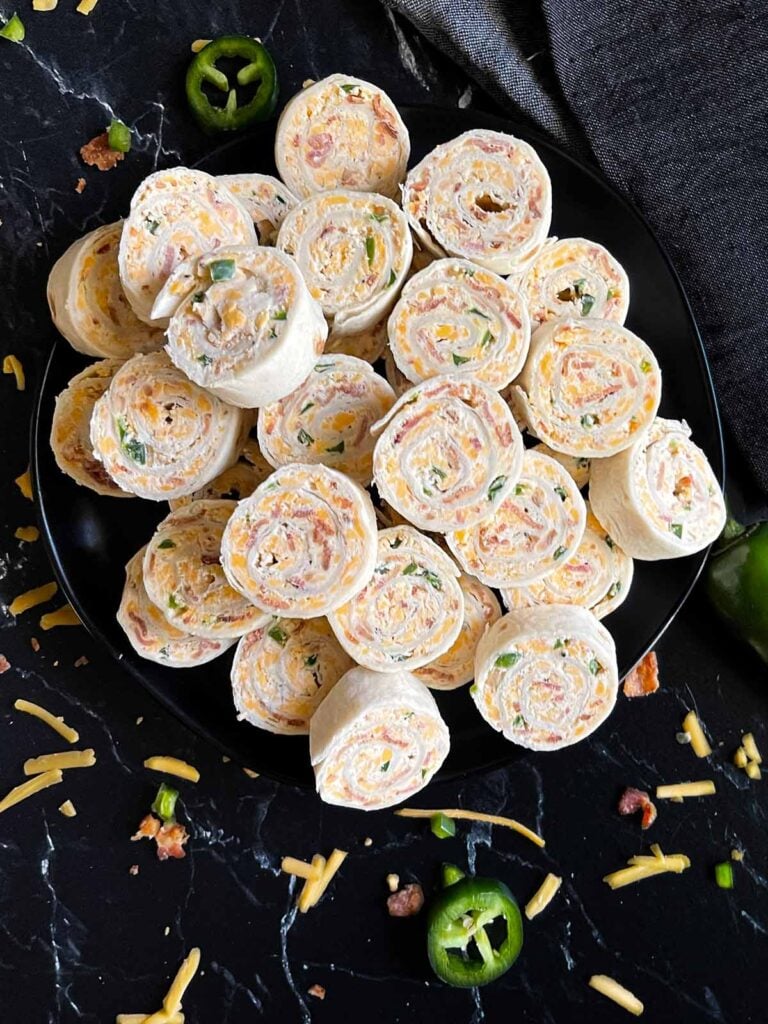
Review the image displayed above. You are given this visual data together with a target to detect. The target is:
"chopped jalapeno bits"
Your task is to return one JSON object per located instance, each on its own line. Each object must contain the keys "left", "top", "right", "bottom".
{"left": 151, "top": 782, "right": 179, "bottom": 823}
{"left": 431, "top": 813, "right": 457, "bottom": 839}
{"left": 714, "top": 861, "right": 734, "bottom": 889}
{"left": 107, "top": 119, "right": 132, "bottom": 153}
{"left": 495, "top": 652, "right": 521, "bottom": 669}
{"left": 0, "top": 12, "right": 24, "bottom": 42}
{"left": 442, "top": 863, "right": 466, "bottom": 887}
{"left": 487, "top": 475, "right": 507, "bottom": 502}
{"left": 209, "top": 258, "right": 236, "bottom": 282}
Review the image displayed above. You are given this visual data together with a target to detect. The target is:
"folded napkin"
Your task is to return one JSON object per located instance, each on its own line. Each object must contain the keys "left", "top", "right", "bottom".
{"left": 383, "top": 0, "right": 768, "bottom": 501}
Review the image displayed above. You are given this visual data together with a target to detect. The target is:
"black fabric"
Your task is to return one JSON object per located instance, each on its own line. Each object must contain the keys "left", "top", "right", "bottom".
{"left": 383, "top": 0, "right": 768, "bottom": 499}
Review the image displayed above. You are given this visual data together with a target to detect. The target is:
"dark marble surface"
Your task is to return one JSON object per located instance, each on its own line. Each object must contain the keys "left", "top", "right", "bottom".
{"left": 0, "top": 2, "right": 766, "bottom": 1022}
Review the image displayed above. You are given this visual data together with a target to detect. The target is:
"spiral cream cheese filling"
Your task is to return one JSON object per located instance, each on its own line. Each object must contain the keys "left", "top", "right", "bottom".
{"left": 217, "top": 173, "right": 297, "bottom": 245}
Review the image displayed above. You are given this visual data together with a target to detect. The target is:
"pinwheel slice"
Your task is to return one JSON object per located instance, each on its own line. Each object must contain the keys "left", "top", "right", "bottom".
{"left": 276, "top": 190, "right": 412, "bottom": 337}
{"left": 309, "top": 665, "right": 450, "bottom": 810}
{"left": 257, "top": 354, "right": 395, "bottom": 485}
{"left": 89, "top": 351, "right": 246, "bottom": 501}
{"left": 167, "top": 437, "right": 274, "bottom": 511}
{"left": 522, "top": 237, "right": 630, "bottom": 328}
{"left": 387, "top": 258, "right": 530, "bottom": 390}
{"left": 118, "top": 167, "right": 255, "bottom": 324}
{"left": 217, "top": 173, "right": 297, "bottom": 245}
{"left": 143, "top": 500, "right": 270, "bottom": 640}
{"left": 446, "top": 449, "right": 587, "bottom": 587}
{"left": 473, "top": 605, "right": 619, "bottom": 750}
{"left": 324, "top": 314, "right": 388, "bottom": 363}
{"left": 532, "top": 442, "right": 591, "bottom": 490}
{"left": 231, "top": 616, "right": 354, "bottom": 736}
{"left": 221, "top": 463, "right": 378, "bottom": 618}
{"left": 274, "top": 74, "right": 410, "bottom": 200}
{"left": 50, "top": 359, "right": 131, "bottom": 498}
{"left": 402, "top": 129, "right": 552, "bottom": 275}
{"left": 117, "top": 548, "right": 234, "bottom": 668}
{"left": 502, "top": 505, "right": 633, "bottom": 620}
{"left": 161, "top": 246, "right": 327, "bottom": 409}
{"left": 47, "top": 222, "right": 165, "bottom": 358}
{"left": 383, "top": 346, "right": 413, "bottom": 397}
{"left": 372, "top": 375, "right": 524, "bottom": 533}
{"left": 329, "top": 525, "right": 464, "bottom": 672}
{"left": 511, "top": 318, "right": 662, "bottom": 457}
{"left": 415, "top": 574, "right": 501, "bottom": 691}
{"left": 589, "top": 417, "right": 726, "bottom": 560}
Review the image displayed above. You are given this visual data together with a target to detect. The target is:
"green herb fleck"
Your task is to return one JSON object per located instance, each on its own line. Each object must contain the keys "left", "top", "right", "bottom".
{"left": 268, "top": 625, "right": 289, "bottom": 646}
{"left": 365, "top": 235, "right": 375, "bottom": 266}
{"left": 402, "top": 562, "right": 419, "bottom": 576}
{"left": 371, "top": 211, "right": 389, "bottom": 222}
{"left": 297, "top": 428, "right": 314, "bottom": 446}
{"left": 554, "top": 485, "right": 568, "bottom": 501}
{"left": 605, "top": 536, "right": 615, "bottom": 549}
{"left": 514, "top": 483, "right": 526, "bottom": 496}
{"left": 209, "top": 258, "right": 236, "bottom": 282}
{"left": 553, "top": 638, "right": 564, "bottom": 649}
{"left": 381, "top": 760, "right": 390, "bottom": 773}
{"left": 340, "top": 83, "right": 357, "bottom": 93}
{"left": 606, "top": 581, "right": 621, "bottom": 599}
{"left": 580, "top": 413, "right": 598, "bottom": 429}
{"left": 144, "top": 218, "right": 160, "bottom": 235}
{"left": 299, "top": 401, "right": 315, "bottom": 414}
{"left": 553, "top": 546, "right": 567, "bottom": 559}
{"left": 670, "top": 522, "right": 684, "bottom": 539}
{"left": 432, "top": 465, "right": 446, "bottom": 479}
{"left": 192, "top": 292, "right": 206, "bottom": 304}
{"left": 512, "top": 714, "right": 527, "bottom": 729}
{"left": 389, "top": 537, "right": 403, "bottom": 549}
{"left": 606, "top": 287, "right": 617, "bottom": 300}
{"left": 158, "top": 646, "right": 169, "bottom": 659}
{"left": 325, "top": 440, "right": 345, "bottom": 454}
{"left": 452, "top": 352, "right": 470, "bottom": 366}
{"left": 487, "top": 475, "right": 507, "bottom": 502}
{"left": 467, "top": 306, "right": 490, "bottom": 319}
{"left": 314, "top": 363, "right": 334, "bottom": 373}
{"left": 273, "top": 309, "right": 287, "bottom": 320}
{"left": 495, "top": 652, "right": 522, "bottom": 669}
{"left": 480, "top": 329, "right": 495, "bottom": 348}
{"left": 640, "top": 359, "right": 652, "bottom": 374}
{"left": 421, "top": 570, "right": 442, "bottom": 591}
{"left": 168, "top": 593, "right": 184, "bottom": 611}
{"left": 275, "top": 194, "right": 287, "bottom": 204}
{"left": 580, "top": 293, "right": 596, "bottom": 316}
{"left": 588, "top": 658, "right": 602, "bottom": 674}
{"left": 388, "top": 269, "right": 397, "bottom": 286}
{"left": 157, "top": 539, "right": 176, "bottom": 550}
{"left": 304, "top": 653, "right": 318, "bottom": 667}
{"left": 197, "top": 354, "right": 213, "bottom": 366}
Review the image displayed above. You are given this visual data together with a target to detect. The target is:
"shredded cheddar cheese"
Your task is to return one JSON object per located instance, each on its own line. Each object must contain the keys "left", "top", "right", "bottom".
{"left": 138, "top": 948, "right": 200, "bottom": 1024}
{"left": 14, "top": 525, "right": 39, "bottom": 542}
{"left": 117, "top": 1016, "right": 184, "bottom": 1024}
{"left": 682, "top": 710, "right": 711, "bottom": 758}
{"left": 281, "top": 856, "right": 323, "bottom": 881}
{"left": 144, "top": 756, "right": 200, "bottom": 783}
{"left": 14, "top": 698, "right": 79, "bottom": 743}
{"left": 745, "top": 761, "right": 762, "bottom": 781}
{"left": 24, "top": 748, "right": 96, "bottom": 775}
{"left": 15, "top": 467, "right": 33, "bottom": 499}
{"left": 603, "top": 845, "right": 691, "bottom": 889}
{"left": 743, "top": 733, "right": 762, "bottom": 764}
{"left": 58, "top": 800, "right": 77, "bottom": 817}
{"left": 76, "top": 0, "right": 99, "bottom": 13}
{"left": 8, "top": 581, "right": 58, "bottom": 616}
{"left": 656, "top": 780, "right": 716, "bottom": 800}
{"left": 395, "top": 807, "right": 545, "bottom": 848}
{"left": 299, "top": 849, "right": 347, "bottom": 913}
{"left": 3, "top": 354, "right": 25, "bottom": 390}
{"left": 525, "top": 873, "right": 562, "bottom": 920}
{"left": 589, "top": 975, "right": 644, "bottom": 1016}
{"left": 32, "top": 0, "right": 59, "bottom": 9}
{"left": 40, "top": 604, "right": 81, "bottom": 630}
{"left": 297, "top": 853, "right": 327, "bottom": 913}
{"left": 190, "top": 38, "right": 211, "bottom": 52}
{"left": 0, "top": 769, "right": 63, "bottom": 814}
{"left": 734, "top": 746, "right": 748, "bottom": 768}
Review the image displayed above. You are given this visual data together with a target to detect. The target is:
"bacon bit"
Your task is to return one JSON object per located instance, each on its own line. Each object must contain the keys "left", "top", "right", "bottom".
{"left": 623, "top": 651, "right": 659, "bottom": 698}
{"left": 129, "top": 864, "right": 140, "bottom": 876}
{"left": 30, "top": 638, "right": 40, "bottom": 653}
{"left": 75, "top": 177, "right": 86, "bottom": 194}
{"left": 74, "top": 656, "right": 89, "bottom": 668}
{"left": 131, "top": 813, "right": 189, "bottom": 860}
{"left": 132, "top": 814, "right": 161, "bottom": 841}
{"left": 0, "top": 654, "right": 10, "bottom": 675}
{"left": 387, "top": 882, "right": 424, "bottom": 917}
{"left": 80, "top": 132, "right": 124, "bottom": 171}
{"left": 308, "top": 984, "right": 326, "bottom": 1001}
{"left": 618, "top": 787, "right": 657, "bottom": 830}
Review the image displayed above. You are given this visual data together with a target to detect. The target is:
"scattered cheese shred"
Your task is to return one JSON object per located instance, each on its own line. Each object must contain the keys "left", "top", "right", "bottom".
{"left": 147, "top": 947, "right": 201, "bottom": 1023}
{"left": 281, "top": 856, "right": 323, "bottom": 881}
{"left": 603, "top": 845, "right": 691, "bottom": 889}
{"left": 299, "top": 849, "right": 348, "bottom": 913}
{"left": 8, "top": 581, "right": 58, "bottom": 616}
{"left": 3, "top": 354, "right": 25, "bottom": 390}
{"left": 745, "top": 761, "right": 762, "bottom": 781}
{"left": 731, "top": 849, "right": 744, "bottom": 862}
{"left": 395, "top": 807, "right": 545, "bottom": 848}
{"left": 297, "top": 853, "right": 326, "bottom": 913}
{"left": 14, "top": 699, "right": 79, "bottom": 743}
{"left": 743, "top": 733, "right": 762, "bottom": 764}
{"left": 144, "top": 756, "right": 200, "bottom": 783}
{"left": 589, "top": 975, "right": 644, "bottom": 1016}
{"left": 40, "top": 604, "right": 81, "bottom": 630}
{"left": 58, "top": 800, "right": 77, "bottom": 817}
{"left": 15, "top": 467, "right": 33, "bottom": 499}
{"left": 14, "top": 525, "right": 39, "bottom": 542}
{"left": 190, "top": 38, "right": 211, "bottom": 52}
{"left": 682, "top": 710, "right": 712, "bottom": 758}
{"left": 24, "top": 748, "right": 96, "bottom": 775}
{"left": 116, "top": 1015, "right": 184, "bottom": 1024}
{"left": 525, "top": 873, "right": 562, "bottom": 920}
{"left": 76, "top": 0, "right": 99, "bottom": 13}
{"left": 0, "top": 769, "right": 63, "bottom": 814}
{"left": 32, "top": 0, "right": 59, "bottom": 9}
{"left": 734, "top": 746, "right": 748, "bottom": 768}
{"left": 656, "top": 780, "right": 716, "bottom": 800}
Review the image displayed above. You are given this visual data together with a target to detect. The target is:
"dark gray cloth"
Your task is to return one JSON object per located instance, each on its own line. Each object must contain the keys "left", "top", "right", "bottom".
{"left": 383, "top": 0, "right": 768, "bottom": 498}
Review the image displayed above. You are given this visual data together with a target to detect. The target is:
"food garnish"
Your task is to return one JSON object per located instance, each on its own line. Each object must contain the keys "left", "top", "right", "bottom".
{"left": 524, "top": 873, "right": 562, "bottom": 920}
{"left": 622, "top": 651, "right": 659, "bottom": 698}
{"left": 0, "top": 12, "right": 24, "bottom": 42}
{"left": 395, "top": 807, "right": 544, "bottom": 848}
{"left": 589, "top": 975, "right": 644, "bottom": 1016}
{"left": 617, "top": 787, "right": 657, "bottom": 829}
{"left": 603, "top": 844, "right": 690, "bottom": 889}
{"left": 185, "top": 36, "right": 278, "bottom": 133}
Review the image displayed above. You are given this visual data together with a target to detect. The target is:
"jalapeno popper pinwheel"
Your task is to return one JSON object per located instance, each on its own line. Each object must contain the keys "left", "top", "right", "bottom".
{"left": 532, "top": 442, "right": 591, "bottom": 490}
{"left": 502, "top": 506, "right": 633, "bottom": 620}
{"left": 329, "top": 525, "right": 464, "bottom": 672}
{"left": 231, "top": 616, "right": 354, "bottom": 735}
{"left": 221, "top": 463, "right": 378, "bottom": 618}
{"left": 47, "top": 222, "right": 166, "bottom": 358}
{"left": 472, "top": 605, "right": 619, "bottom": 750}
{"left": 118, "top": 167, "right": 256, "bottom": 324}
{"left": 50, "top": 359, "right": 131, "bottom": 498}
{"left": 143, "top": 500, "right": 270, "bottom": 640}
{"left": 511, "top": 318, "right": 661, "bottom": 458}
{"left": 324, "top": 315, "right": 389, "bottom": 363}
{"left": 89, "top": 351, "right": 246, "bottom": 501}
{"left": 276, "top": 190, "right": 412, "bottom": 337}
{"left": 117, "top": 548, "right": 234, "bottom": 668}
{"left": 160, "top": 245, "right": 327, "bottom": 408}
{"left": 274, "top": 74, "right": 410, "bottom": 200}
{"left": 402, "top": 129, "right": 552, "bottom": 276}
{"left": 521, "top": 237, "right": 630, "bottom": 329}
{"left": 415, "top": 574, "right": 501, "bottom": 691}
{"left": 217, "top": 173, "right": 297, "bottom": 245}
{"left": 446, "top": 449, "right": 587, "bottom": 587}
{"left": 309, "top": 665, "right": 450, "bottom": 810}
{"left": 387, "top": 258, "right": 530, "bottom": 390}
{"left": 589, "top": 417, "right": 726, "bottom": 560}
{"left": 372, "top": 375, "right": 524, "bottom": 533}
{"left": 257, "top": 355, "right": 395, "bottom": 485}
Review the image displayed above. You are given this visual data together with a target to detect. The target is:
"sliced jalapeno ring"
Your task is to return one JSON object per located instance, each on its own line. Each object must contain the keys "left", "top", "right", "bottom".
{"left": 185, "top": 35, "right": 278, "bottom": 134}
{"left": 427, "top": 876, "right": 524, "bottom": 988}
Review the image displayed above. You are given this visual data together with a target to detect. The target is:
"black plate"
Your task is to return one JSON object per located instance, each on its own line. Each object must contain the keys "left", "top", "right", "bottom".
{"left": 32, "top": 105, "right": 724, "bottom": 787}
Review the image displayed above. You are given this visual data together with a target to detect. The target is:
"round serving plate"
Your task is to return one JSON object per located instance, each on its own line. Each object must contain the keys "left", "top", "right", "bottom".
{"left": 32, "top": 105, "right": 724, "bottom": 787}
